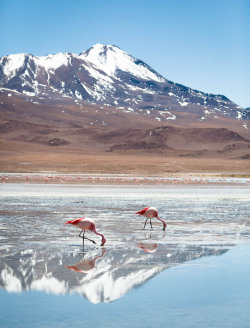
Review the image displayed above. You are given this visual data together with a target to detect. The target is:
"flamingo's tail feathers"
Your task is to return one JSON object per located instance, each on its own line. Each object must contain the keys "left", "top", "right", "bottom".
{"left": 135, "top": 207, "right": 149, "bottom": 215}
{"left": 64, "top": 218, "right": 84, "bottom": 225}
{"left": 65, "top": 220, "right": 72, "bottom": 225}
{"left": 64, "top": 265, "right": 83, "bottom": 273}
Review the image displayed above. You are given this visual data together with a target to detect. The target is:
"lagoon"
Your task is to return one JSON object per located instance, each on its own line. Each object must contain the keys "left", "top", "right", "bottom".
{"left": 0, "top": 184, "right": 250, "bottom": 327}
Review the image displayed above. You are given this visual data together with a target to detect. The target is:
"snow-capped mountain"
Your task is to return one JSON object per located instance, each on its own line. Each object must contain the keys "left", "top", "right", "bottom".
{"left": 0, "top": 44, "right": 164, "bottom": 100}
{"left": 0, "top": 44, "right": 246, "bottom": 125}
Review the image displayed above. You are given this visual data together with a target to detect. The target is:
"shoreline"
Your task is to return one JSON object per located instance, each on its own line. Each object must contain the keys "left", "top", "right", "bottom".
{"left": 1, "top": 172, "right": 250, "bottom": 186}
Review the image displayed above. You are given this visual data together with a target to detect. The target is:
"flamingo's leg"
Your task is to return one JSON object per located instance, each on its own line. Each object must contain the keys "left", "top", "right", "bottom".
{"left": 143, "top": 218, "right": 149, "bottom": 230}
{"left": 150, "top": 218, "right": 153, "bottom": 229}
{"left": 83, "top": 235, "right": 96, "bottom": 244}
{"left": 79, "top": 230, "right": 86, "bottom": 246}
{"left": 79, "top": 230, "right": 96, "bottom": 244}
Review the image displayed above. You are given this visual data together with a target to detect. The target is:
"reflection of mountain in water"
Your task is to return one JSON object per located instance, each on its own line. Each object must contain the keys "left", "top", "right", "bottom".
{"left": 0, "top": 245, "right": 228, "bottom": 304}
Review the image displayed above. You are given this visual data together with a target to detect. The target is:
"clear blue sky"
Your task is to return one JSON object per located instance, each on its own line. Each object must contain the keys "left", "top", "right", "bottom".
{"left": 0, "top": 0, "right": 249, "bottom": 108}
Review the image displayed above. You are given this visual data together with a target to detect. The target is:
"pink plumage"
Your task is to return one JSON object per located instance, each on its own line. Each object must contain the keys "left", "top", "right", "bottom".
{"left": 65, "top": 217, "right": 106, "bottom": 246}
{"left": 137, "top": 243, "right": 158, "bottom": 253}
{"left": 65, "top": 249, "right": 106, "bottom": 273}
{"left": 135, "top": 207, "right": 167, "bottom": 230}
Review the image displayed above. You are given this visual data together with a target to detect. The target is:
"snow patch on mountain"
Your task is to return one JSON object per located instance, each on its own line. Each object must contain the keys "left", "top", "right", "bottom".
{"left": 34, "top": 53, "right": 73, "bottom": 70}
{"left": 82, "top": 61, "right": 114, "bottom": 84}
{"left": 1, "top": 53, "right": 27, "bottom": 79}
{"left": 179, "top": 101, "right": 189, "bottom": 107}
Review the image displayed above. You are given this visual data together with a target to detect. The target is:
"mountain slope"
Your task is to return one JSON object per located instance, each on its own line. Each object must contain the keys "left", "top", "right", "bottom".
{"left": 0, "top": 44, "right": 248, "bottom": 129}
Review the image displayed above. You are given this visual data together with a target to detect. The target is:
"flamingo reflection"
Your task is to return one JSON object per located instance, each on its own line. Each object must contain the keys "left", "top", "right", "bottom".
{"left": 137, "top": 230, "right": 166, "bottom": 253}
{"left": 137, "top": 243, "right": 158, "bottom": 253}
{"left": 65, "top": 248, "right": 106, "bottom": 273}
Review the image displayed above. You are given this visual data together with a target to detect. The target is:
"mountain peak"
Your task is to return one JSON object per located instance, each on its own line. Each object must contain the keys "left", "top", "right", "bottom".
{"left": 80, "top": 43, "right": 164, "bottom": 82}
{"left": 80, "top": 43, "right": 131, "bottom": 76}
{"left": 83, "top": 43, "right": 121, "bottom": 54}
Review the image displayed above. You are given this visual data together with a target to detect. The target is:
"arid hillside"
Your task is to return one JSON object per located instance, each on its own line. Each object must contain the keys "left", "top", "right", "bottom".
{"left": 0, "top": 97, "right": 249, "bottom": 174}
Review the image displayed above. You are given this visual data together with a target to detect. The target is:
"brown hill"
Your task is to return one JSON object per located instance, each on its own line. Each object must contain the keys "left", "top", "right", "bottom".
{"left": 0, "top": 90, "right": 249, "bottom": 175}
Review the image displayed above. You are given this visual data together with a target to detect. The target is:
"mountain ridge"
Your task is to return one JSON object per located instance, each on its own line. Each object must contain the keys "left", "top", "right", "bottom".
{"left": 0, "top": 43, "right": 248, "bottom": 130}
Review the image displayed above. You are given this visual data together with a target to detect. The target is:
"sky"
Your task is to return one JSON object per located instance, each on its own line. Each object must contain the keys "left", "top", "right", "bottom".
{"left": 0, "top": 0, "right": 249, "bottom": 108}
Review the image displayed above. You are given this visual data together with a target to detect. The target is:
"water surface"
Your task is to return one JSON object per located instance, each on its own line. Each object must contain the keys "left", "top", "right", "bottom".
{"left": 0, "top": 184, "right": 250, "bottom": 327}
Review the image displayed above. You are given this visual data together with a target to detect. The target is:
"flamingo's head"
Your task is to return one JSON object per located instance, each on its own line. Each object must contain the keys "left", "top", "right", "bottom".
{"left": 163, "top": 222, "right": 167, "bottom": 231}
{"left": 100, "top": 236, "right": 106, "bottom": 246}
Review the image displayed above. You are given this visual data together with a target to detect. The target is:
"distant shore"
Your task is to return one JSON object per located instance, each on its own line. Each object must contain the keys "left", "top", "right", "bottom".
{"left": 1, "top": 172, "right": 249, "bottom": 186}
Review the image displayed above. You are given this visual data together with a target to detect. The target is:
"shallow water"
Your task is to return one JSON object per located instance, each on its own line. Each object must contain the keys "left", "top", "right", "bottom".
{"left": 0, "top": 184, "right": 250, "bottom": 327}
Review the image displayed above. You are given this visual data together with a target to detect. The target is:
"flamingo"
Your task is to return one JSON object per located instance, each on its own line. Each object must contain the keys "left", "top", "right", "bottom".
{"left": 137, "top": 243, "right": 158, "bottom": 253}
{"left": 65, "top": 249, "right": 106, "bottom": 273}
{"left": 65, "top": 218, "right": 106, "bottom": 246}
{"left": 135, "top": 207, "right": 167, "bottom": 231}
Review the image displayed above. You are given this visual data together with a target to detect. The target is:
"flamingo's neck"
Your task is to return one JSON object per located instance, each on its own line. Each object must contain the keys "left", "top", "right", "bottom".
{"left": 92, "top": 227, "right": 106, "bottom": 243}
{"left": 95, "top": 248, "right": 106, "bottom": 260}
{"left": 156, "top": 215, "right": 167, "bottom": 228}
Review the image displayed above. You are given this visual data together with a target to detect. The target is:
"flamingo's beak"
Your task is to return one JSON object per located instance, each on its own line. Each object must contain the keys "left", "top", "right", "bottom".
{"left": 101, "top": 237, "right": 106, "bottom": 246}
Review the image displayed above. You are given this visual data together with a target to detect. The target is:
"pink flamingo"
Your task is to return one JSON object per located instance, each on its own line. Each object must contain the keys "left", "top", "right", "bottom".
{"left": 135, "top": 207, "right": 167, "bottom": 231}
{"left": 137, "top": 243, "right": 158, "bottom": 253}
{"left": 65, "top": 249, "right": 106, "bottom": 273}
{"left": 65, "top": 218, "right": 106, "bottom": 246}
